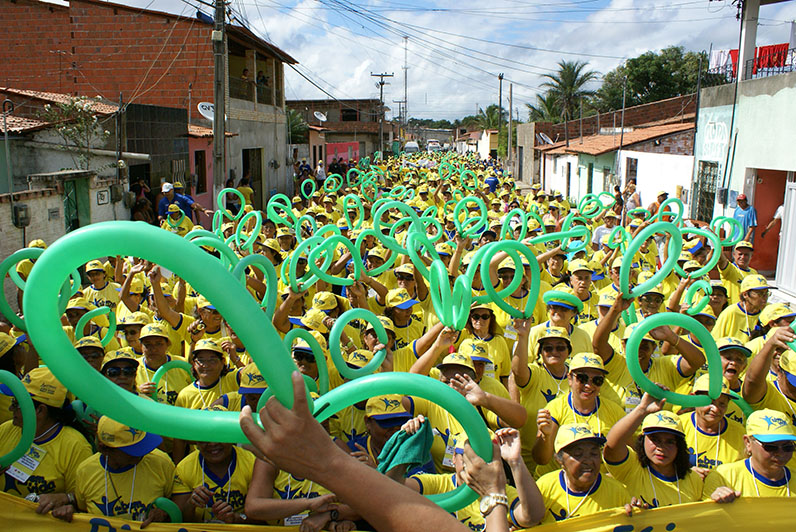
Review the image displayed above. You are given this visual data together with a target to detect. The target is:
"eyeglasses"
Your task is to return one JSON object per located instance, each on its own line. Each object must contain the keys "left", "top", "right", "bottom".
{"left": 541, "top": 344, "right": 569, "bottom": 353}
{"left": 470, "top": 313, "right": 491, "bottom": 321}
{"left": 194, "top": 357, "right": 221, "bottom": 366}
{"left": 573, "top": 373, "right": 605, "bottom": 387}
{"left": 104, "top": 366, "right": 138, "bottom": 377}
{"left": 755, "top": 439, "right": 796, "bottom": 453}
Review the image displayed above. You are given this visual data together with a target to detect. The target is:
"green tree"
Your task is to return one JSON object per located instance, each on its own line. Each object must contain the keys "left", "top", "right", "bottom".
{"left": 526, "top": 93, "right": 563, "bottom": 123}
{"left": 473, "top": 104, "right": 506, "bottom": 130}
{"left": 541, "top": 60, "right": 599, "bottom": 123}
{"left": 593, "top": 46, "right": 706, "bottom": 111}
{"left": 287, "top": 108, "right": 308, "bottom": 144}
{"left": 37, "top": 97, "right": 112, "bottom": 170}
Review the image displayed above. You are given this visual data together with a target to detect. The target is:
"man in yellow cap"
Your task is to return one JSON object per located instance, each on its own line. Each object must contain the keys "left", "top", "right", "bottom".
{"left": 743, "top": 326, "right": 796, "bottom": 422}
{"left": 160, "top": 204, "right": 194, "bottom": 237}
{"left": 717, "top": 240, "right": 758, "bottom": 305}
{"left": 136, "top": 323, "right": 192, "bottom": 405}
{"left": 713, "top": 274, "right": 769, "bottom": 342}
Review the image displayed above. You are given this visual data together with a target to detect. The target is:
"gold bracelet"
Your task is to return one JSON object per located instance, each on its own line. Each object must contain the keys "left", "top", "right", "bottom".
{"left": 672, "top": 336, "right": 680, "bottom": 348}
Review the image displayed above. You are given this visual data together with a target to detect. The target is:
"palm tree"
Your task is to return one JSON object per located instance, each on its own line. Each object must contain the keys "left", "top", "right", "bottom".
{"left": 475, "top": 104, "right": 504, "bottom": 130}
{"left": 526, "top": 93, "right": 562, "bottom": 123}
{"left": 541, "top": 60, "right": 599, "bottom": 123}
{"left": 287, "top": 108, "right": 308, "bottom": 144}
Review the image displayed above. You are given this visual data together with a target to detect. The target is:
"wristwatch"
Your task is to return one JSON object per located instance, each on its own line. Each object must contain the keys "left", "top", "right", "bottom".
{"left": 330, "top": 509, "right": 340, "bottom": 522}
{"left": 479, "top": 493, "right": 509, "bottom": 516}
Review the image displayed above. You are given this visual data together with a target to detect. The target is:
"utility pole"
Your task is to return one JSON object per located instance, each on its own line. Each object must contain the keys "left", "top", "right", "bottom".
{"left": 212, "top": 0, "right": 226, "bottom": 202}
{"left": 507, "top": 83, "right": 513, "bottom": 169}
{"left": 497, "top": 73, "right": 504, "bottom": 160}
{"left": 372, "top": 72, "right": 393, "bottom": 155}
{"left": 403, "top": 36, "right": 408, "bottom": 126}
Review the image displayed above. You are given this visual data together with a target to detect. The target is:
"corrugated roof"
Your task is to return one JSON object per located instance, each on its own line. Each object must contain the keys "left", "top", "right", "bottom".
{"left": 0, "top": 87, "right": 119, "bottom": 114}
{"left": 0, "top": 115, "right": 50, "bottom": 134}
{"left": 546, "top": 123, "right": 694, "bottom": 156}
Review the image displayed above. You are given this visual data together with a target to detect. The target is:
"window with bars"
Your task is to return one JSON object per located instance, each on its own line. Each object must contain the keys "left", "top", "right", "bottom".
{"left": 693, "top": 160, "right": 719, "bottom": 221}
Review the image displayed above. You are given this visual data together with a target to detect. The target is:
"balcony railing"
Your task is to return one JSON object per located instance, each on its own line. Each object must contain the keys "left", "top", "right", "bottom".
{"left": 704, "top": 47, "right": 796, "bottom": 86}
{"left": 230, "top": 77, "right": 253, "bottom": 101}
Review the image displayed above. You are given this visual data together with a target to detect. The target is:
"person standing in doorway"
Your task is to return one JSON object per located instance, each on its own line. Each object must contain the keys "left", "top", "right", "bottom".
{"left": 733, "top": 194, "right": 758, "bottom": 242}
{"left": 761, "top": 203, "right": 784, "bottom": 239}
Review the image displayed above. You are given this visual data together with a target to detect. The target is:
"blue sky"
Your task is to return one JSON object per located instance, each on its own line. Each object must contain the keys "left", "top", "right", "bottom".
{"left": 119, "top": 0, "right": 796, "bottom": 120}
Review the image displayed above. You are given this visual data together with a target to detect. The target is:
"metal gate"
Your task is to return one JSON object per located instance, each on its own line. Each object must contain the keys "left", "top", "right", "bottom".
{"left": 775, "top": 182, "right": 796, "bottom": 296}
{"left": 692, "top": 160, "right": 718, "bottom": 221}
{"left": 63, "top": 179, "right": 80, "bottom": 233}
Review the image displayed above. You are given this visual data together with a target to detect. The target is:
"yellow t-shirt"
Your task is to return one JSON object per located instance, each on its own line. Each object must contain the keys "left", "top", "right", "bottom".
{"left": 719, "top": 262, "right": 758, "bottom": 305}
{"left": 0, "top": 422, "right": 92, "bottom": 498}
{"left": 749, "top": 381, "right": 796, "bottom": 426}
{"left": 537, "top": 470, "right": 630, "bottom": 523}
{"left": 269, "top": 470, "right": 332, "bottom": 526}
{"left": 392, "top": 314, "right": 426, "bottom": 351}
{"left": 329, "top": 403, "right": 368, "bottom": 445}
{"left": 712, "top": 303, "right": 762, "bottom": 343}
{"left": 236, "top": 186, "right": 254, "bottom": 206}
{"left": 83, "top": 282, "right": 121, "bottom": 309}
{"left": 407, "top": 396, "right": 466, "bottom": 474}
{"left": 74, "top": 450, "right": 174, "bottom": 520}
{"left": 576, "top": 291, "right": 600, "bottom": 325}
{"left": 457, "top": 333, "right": 511, "bottom": 382}
{"left": 411, "top": 473, "right": 521, "bottom": 530}
{"left": 679, "top": 411, "right": 746, "bottom": 470}
{"left": 136, "top": 355, "right": 193, "bottom": 406}
{"left": 391, "top": 341, "right": 421, "bottom": 373}
{"left": 175, "top": 372, "right": 241, "bottom": 410}
{"left": 604, "top": 352, "right": 688, "bottom": 413}
{"left": 173, "top": 447, "right": 255, "bottom": 522}
{"left": 527, "top": 321, "right": 593, "bottom": 363}
{"left": 703, "top": 458, "right": 794, "bottom": 498}
{"left": 160, "top": 215, "right": 194, "bottom": 237}
{"left": 149, "top": 313, "right": 196, "bottom": 358}
{"left": 605, "top": 449, "right": 704, "bottom": 508}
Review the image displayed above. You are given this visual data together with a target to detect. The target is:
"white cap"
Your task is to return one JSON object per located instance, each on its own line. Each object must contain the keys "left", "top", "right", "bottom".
{"left": 162, "top": 182, "right": 174, "bottom": 193}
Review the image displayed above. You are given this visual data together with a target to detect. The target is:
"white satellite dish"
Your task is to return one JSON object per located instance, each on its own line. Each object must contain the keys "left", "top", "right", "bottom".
{"left": 197, "top": 102, "right": 214, "bottom": 121}
{"left": 314, "top": 111, "right": 328, "bottom": 122}
{"left": 539, "top": 132, "right": 554, "bottom": 145}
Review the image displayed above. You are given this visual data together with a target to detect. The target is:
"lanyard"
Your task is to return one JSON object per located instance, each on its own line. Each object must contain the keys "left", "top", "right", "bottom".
{"left": 285, "top": 478, "right": 314, "bottom": 499}
{"left": 569, "top": 395, "right": 601, "bottom": 437}
{"left": 750, "top": 460, "right": 791, "bottom": 497}
{"left": 773, "top": 382, "right": 796, "bottom": 419}
{"left": 104, "top": 461, "right": 137, "bottom": 519}
{"left": 563, "top": 474, "right": 597, "bottom": 519}
{"left": 646, "top": 467, "right": 680, "bottom": 506}
{"left": 544, "top": 365, "right": 567, "bottom": 398}
{"left": 200, "top": 459, "right": 233, "bottom": 509}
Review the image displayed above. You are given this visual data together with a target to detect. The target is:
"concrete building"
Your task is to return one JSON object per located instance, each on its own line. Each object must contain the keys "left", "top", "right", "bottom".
{"left": 693, "top": 0, "right": 796, "bottom": 286}
{"left": 0, "top": 0, "right": 298, "bottom": 208}
{"left": 287, "top": 99, "right": 396, "bottom": 167}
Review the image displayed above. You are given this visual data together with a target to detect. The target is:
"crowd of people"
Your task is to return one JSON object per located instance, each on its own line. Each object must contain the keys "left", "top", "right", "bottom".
{"left": 1, "top": 150, "right": 795, "bottom": 532}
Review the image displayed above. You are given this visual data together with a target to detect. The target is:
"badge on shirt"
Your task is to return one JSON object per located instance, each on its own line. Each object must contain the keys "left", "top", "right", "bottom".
{"left": 7, "top": 444, "right": 47, "bottom": 483}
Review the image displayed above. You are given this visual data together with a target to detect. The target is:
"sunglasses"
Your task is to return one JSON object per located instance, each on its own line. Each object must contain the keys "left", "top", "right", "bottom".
{"left": 471, "top": 313, "right": 491, "bottom": 321}
{"left": 395, "top": 273, "right": 414, "bottom": 281}
{"left": 541, "top": 344, "right": 569, "bottom": 353}
{"left": 293, "top": 353, "right": 316, "bottom": 363}
{"left": 194, "top": 357, "right": 221, "bottom": 366}
{"left": 755, "top": 439, "right": 796, "bottom": 453}
{"left": 573, "top": 373, "right": 605, "bottom": 387}
{"left": 104, "top": 366, "right": 137, "bottom": 377}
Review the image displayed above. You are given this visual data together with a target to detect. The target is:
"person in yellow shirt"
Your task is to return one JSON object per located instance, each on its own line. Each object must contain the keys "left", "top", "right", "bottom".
{"left": 172, "top": 410, "right": 255, "bottom": 523}
{"left": 56, "top": 417, "right": 174, "bottom": 525}
{"left": 526, "top": 289, "right": 591, "bottom": 359}
{"left": 74, "top": 336, "right": 108, "bottom": 371}
{"left": 703, "top": 409, "right": 796, "bottom": 501}
{"left": 236, "top": 177, "right": 254, "bottom": 207}
{"left": 742, "top": 326, "right": 796, "bottom": 424}
{"left": 717, "top": 240, "right": 758, "bottom": 304}
{"left": 382, "top": 288, "right": 425, "bottom": 351}
{"left": 0, "top": 368, "right": 92, "bottom": 513}
{"left": 175, "top": 339, "right": 239, "bottom": 411}
{"left": 679, "top": 375, "right": 746, "bottom": 472}
{"left": 713, "top": 274, "right": 769, "bottom": 342}
{"left": 116, "top": 311, "right": 151, "bottom": 358}
{"left": 533, "top": 354, "right": 626, "bottom": 476}
{"left": 83, "top": 259, "right": 121, "bottom": 309}
{"left": 160, "top": 204, "right": 194, "bottom": 237}
{"left": 135, "top": 323, "right": 192, "bottom": 406}
{"left": 603, "top": 400, "right": 704, "bottom": 508}
{"left": 568, "top": 259, "right": 599, "bottom": 323}
{"left": 536, "top": 423, "right": 631, "bottom": 522}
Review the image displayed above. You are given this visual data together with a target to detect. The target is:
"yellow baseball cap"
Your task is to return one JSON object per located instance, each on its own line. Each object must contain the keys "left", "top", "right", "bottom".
{"left": 74, "top": 336, "right": 104, "bottom": 351}
{"left": 692, "top": 374, "right": 732, "bottom": 396}
{"left": 761, "top": 304, "right": 796, "bottom": 327}
{"left": 366, "top": 395, "right": 411, "bottom": 425}
{"left": 622, "top": 323, "right": 656, "bottom": 342}
{"left": 458, "top": 339, "right": 490, "bottom": 363}
{"left": 262, "top": 238, "right": 281, "bottom": 254}
{"left": 777, "top": 349, "right": 796, "bottom": 385}
{"left": 0, "top": 332, "right": 25, "bottom": 359}
{"left": 434, "top": 242, "right": 454, "bottom": 256}
{"left": 386, "top": 288, "right": 418, "bottom": 310}
{"left": 196, "top": 296, "right": 217, "bottom": 310}
{"left": 13, "top": 368, "right": 68, "bottom": 408}
{"left": 611, "top": 256, "right": 625, "bottom": 269}
{"left": 538, "top": 326, "right": 572, "bottom": 349}
{"left": 368, "top": 247, "right": 389, "bottom": 261}
{"left": 101, "top": 350, "right": 140, "bottom": 371}
{"left": 568, "top": 259, "right": 593, "bottom": 274}
{"left": 394, "top": 263, "right": 415, "bottom": 276}
{"left": 97, "top": 416, "right": 162, "bottom": 456}
{"left": 716, "top": 337, "right": 752, "bottom": 357}
{"left": 746, "top": 409, "right": 796, "bottom": 442}
{"left": 641, "top": 411, "right": 684, "bottom": 437}
{"left": 569, "top": 353, "right": 607, "bottom": 373}
{"left": 288, "top": 308, "right": 329, "bottom": 334}
{"left": 27, "top": 239, "right": 47, "bottom": 249}
{"left": 139, "top": 323, "right": 170, "bottom": 340}
{"left": 735, "top": 241, "right": 754, "bottom": 251}
{"left": 554, "top": 423, "right": 605, "bottom": 453}
{"left": 276, "top": 227, "right": 294, "bottom": 238}
{"left": 691, "top": 305, "right": 717, "bottom": 321}
{"left": 346, "top": 349, "right": 375, "bottom": 369}
{"left": 365, "top": 315, "right": 395, "bottom": 336}
{"left": 437, "top": 352, "right": 476, "bottom": 373}
{"left": 238, "top": 362, "right": 268, "bottom": 394}
{"left": 193, "top": 338, "right": 224, "bottom": 356}
{"left": 167, "top": 204, "right": 181, "bottom": 213}
{"left": 545, "top": 288, "right": 584, "bottom": 312}
{"left": 740, "top": 274, "right": 768, "bottom": 293}
{"left": 312, "top": 291, "right": 343, "bottom": 311}
{"left": 542, "top": 214, "right": 557, "bottom": 226}
{"left": 85, "top": 260, "right": 105, "bottom": 273}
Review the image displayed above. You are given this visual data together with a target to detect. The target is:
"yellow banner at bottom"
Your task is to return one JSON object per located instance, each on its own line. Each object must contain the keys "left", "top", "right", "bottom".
{"left": 1, "top": 491, "right": 792, "bottom": 531}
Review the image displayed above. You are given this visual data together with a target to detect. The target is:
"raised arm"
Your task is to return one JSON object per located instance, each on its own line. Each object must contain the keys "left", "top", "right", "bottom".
{"left": 592, "top": 296, "right": 631, "bottom": 362}
{"left": 743, "top": 327, "right": 796, "bottom": 404}
{"left": 650, "top": 325, "right": 705, "bottom": 377}
{"left": 148, "top": 268, "right": 181, "bottom": 328}
{"left": 493, "top": 428, "right": 544, "bottom": 527}
{"left": 450, "top": 374, "right": 527, "bottom": 429}
{"left": 511, "top": 318, "right": 532, "bottom": 387}
{"left": 604, "top": 392, "right": 665, "bottom": 463}
{"left": 119, "top": 262, "right": 146, "bottom": 312}
{"left": 409, "top": 327, "right": 457, "bottom": 376}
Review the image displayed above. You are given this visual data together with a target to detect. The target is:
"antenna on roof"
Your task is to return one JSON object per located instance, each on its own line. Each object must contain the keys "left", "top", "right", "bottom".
{"left": 314, "top": 111, "right": 327, "bottom": 122}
